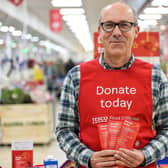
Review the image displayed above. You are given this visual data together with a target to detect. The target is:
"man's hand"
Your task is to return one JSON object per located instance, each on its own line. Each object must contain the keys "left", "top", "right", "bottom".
{"left": 114, "top": 148, "right": 145, "bottom": 167}
{"left": 90, "top": 150, "right": 119, "bottom": 168}
{"left": 90, "top": 149, "right": 144, "bottom": 168}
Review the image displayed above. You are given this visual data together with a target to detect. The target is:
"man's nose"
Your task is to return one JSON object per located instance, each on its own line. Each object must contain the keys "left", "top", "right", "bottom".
{"left": 112, "top": 25, "right": 122, "bottom": 35}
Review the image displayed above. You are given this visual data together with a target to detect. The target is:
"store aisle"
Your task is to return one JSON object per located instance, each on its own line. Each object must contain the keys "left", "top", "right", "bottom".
{"left": 0, "top": 139, "right": 67, "bottom": 168}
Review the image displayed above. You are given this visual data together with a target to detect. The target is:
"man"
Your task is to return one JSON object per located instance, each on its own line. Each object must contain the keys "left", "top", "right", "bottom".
{"left": 56, "top": 2, "right": 168, "bottom": 168}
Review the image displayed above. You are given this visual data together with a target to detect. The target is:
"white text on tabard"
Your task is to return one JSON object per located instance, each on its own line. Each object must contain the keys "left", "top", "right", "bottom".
{"left": 96, "top": 86, "right": 136, "bottom": 110}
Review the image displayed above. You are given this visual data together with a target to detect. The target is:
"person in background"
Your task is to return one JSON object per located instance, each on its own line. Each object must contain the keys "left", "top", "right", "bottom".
{"left": 65, "top": 59, "right": 75, "bottom": 73}
{"left": 56, "top": 2, "right": 168, "bottom": 168}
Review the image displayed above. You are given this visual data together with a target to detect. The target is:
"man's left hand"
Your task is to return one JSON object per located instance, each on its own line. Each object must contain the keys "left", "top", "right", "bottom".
{"left": 114, "top": 148, "right": 145, "bottom": 167}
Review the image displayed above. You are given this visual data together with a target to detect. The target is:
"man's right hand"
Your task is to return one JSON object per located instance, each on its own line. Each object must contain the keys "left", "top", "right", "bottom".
{"left": 90, "top": 150, "right": 119, "bottom": 168}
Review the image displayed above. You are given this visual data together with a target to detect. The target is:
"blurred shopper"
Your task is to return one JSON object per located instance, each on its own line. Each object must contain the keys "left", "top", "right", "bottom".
{"left": 65, "top": 59, "right": 75, "bottom": 73}
{"left": 56, "top": 2, "right": 168, "bottom": 168}
{"left": 45, "top": 59, "right": 66, "bottom": 99}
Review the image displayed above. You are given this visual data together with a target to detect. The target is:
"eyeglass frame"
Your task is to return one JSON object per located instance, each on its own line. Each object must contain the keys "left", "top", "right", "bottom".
{"left": 99, "top": 21, "right": 138, "bottom": 32}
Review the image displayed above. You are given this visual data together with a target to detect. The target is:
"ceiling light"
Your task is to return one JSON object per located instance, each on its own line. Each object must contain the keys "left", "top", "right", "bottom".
{"left": 152, "top": 0, "right": 168, "bottom": 6}
{"left": 75, "top": 32, "right": 93, "bottom": 51}
{"left": 51, "top": 0, "right": 82, "bottom": 7}
{"left": 0, "top": 26, "right": 9, "bottom": 32}
{"left": 139, "top": 14, "right": 162, "bottom": 20}
{"left": 138, "top": 19, "right": 157, "bottom": 26}
{"left": 144, "top": 7, "right": 168, "bottom": 14}
{"left": 63, "top": 14, "right": 86, "bottom": 22}
{"left": 39, "top": 40, "right": 68, "bottom": 54}
{"left": 9, "top": 26, "right": 15, "bottom": 32}
{"left": 25, "top": 34, "right": 32, "bottom": 40}
{"left": 65, "top": 19, "right": 88, "bottom": 28}
{"left": 39, "top": 40, "right": 46, "bottom": 46}
{"left": 31, "top": 36, "right": 39, "bottom": 42}
{"left": 12, "top": 30, "right": 22, "bottom": 36}
{"left": 138, "top": 19, "right": 158, "bottom": 31}
{"left": 62, "top": 15, "right": 93, "bottom": 51}
{"left": 60, "top": 8, "right": 84, "bottom": 15}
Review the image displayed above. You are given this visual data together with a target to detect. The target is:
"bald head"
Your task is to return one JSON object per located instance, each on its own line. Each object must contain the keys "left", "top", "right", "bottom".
{"left": 99, "top": 2, "right": 137, "bottom": 24}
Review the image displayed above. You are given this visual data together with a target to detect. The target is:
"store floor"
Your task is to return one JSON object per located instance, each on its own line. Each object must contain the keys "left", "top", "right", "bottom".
{"left": 0, "top": 138, "right": 67, "bottom": 167}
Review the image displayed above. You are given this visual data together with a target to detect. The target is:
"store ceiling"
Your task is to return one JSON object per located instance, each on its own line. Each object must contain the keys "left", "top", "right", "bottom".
{"left": 0, "top": 0, "right": 167, "bottom": 60}
{"left": 25, "top": 0, "right": 147, "bottom": 53}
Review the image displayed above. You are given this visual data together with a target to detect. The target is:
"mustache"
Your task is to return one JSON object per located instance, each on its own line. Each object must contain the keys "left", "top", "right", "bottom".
{"left": 109, "top": 36, "right": 125, "bottom": 42}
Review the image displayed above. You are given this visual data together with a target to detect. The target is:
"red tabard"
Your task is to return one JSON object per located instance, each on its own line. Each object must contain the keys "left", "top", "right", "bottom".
{"left": 78, "top": 58, "right": 156, "bottom": 168}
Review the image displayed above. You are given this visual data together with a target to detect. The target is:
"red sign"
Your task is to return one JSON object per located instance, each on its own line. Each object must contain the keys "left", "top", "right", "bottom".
{"left": 132, "top": 32, "right": 160, "bottom": 57}
{"left": 8, "top": 0, "right": 23, "bottom": 6}
{"left": 94, "top": 32, "right": 104, "bottom": 58}
{"left": 50, "top": 9, "right": 63, "bottom": 33}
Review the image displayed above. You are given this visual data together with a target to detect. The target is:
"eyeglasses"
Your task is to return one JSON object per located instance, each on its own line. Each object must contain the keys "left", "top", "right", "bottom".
{"left": 100, "top": 21, "right": 137, "bottom": 32}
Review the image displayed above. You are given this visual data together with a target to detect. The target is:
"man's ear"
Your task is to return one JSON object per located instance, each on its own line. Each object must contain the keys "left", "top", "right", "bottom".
{"left": 135, "top": 26, "right": 140, "bottom": 38}
{"left": 98, "top": 26, "right": 102, "bottom": 43}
